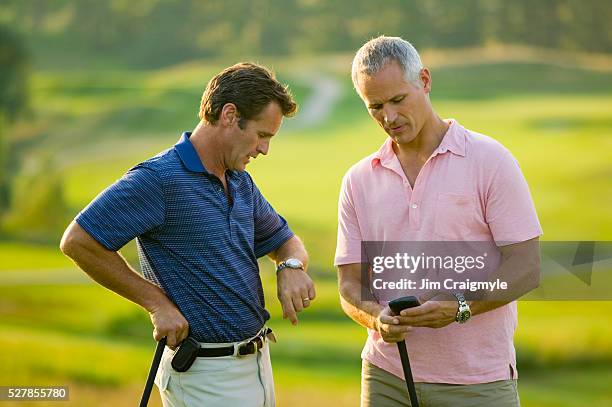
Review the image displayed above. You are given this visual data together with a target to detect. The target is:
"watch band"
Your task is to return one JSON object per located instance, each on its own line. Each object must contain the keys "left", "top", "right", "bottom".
{"left": 276, "top": 258, "right": 304, "bottom": 273}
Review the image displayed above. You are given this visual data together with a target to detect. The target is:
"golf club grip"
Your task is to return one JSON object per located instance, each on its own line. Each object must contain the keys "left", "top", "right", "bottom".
{"left": 397, "top": 341, "right": 420, "bottom": 407}
{"left": 139, "top": 337, "right": 167, "bottom": 407}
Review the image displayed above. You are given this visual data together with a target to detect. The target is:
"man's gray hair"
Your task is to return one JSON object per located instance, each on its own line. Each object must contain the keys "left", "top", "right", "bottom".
{"left": 352, "top": 35, "right": 423, "bottom": 90}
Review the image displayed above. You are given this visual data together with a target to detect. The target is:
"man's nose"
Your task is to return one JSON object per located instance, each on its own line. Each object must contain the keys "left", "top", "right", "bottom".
{"left": 382, "top": 106, "right": 398, "bottom": 125}
{"left": 257, "top": 139, "right": 270, "bottom": 155}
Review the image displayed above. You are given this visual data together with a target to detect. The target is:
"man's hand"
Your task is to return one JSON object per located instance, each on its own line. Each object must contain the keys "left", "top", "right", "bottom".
{"left": 277, "top": 268, "right": 316, "bottom": 325}
{"left": 397, "top": 294, "right": 457, "bottom": 329}
{"left": 148, "top": 300, "right": 190, "bottom": 349}
{"left": 60, "top": 222, "right": 190, "bottom": 348}
{"left": 376, "top": 306, "right": 413, "bottom": 343}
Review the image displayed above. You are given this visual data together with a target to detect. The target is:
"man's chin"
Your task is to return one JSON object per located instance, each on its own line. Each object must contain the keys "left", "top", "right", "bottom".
{"left": 389, "top": 133, "right": 415, "bottom": 144}
{"left": 389, "top": 125, "right": 419, "bottom": 142}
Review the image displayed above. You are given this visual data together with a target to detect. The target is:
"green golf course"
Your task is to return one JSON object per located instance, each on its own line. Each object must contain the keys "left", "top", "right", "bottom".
{"left": 1, "top": 50, "right": 611, "bottom": 407}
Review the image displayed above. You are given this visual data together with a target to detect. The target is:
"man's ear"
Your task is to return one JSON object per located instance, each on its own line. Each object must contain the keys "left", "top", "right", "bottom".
{"left": 420, "top": 68, "right": 432, "bottom": 93}
{"left": 220, "top": 103, "right": 238, "bottom": 127}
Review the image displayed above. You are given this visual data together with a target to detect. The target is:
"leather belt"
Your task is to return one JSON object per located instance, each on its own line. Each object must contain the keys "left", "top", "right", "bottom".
{"left": 197, "top": 328, "right": 271, "bottom": 358}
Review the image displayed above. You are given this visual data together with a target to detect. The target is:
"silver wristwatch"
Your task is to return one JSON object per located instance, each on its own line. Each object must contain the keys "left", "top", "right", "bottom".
{"left": 454, "top": 292, "right": 471, "bottom": 324}
{"left": 276, "top": 258, "right": 304, "bottom": 273}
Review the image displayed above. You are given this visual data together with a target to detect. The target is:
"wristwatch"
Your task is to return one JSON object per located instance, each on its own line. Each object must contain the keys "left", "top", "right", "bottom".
{"left": 276, "top": 258, "right": 304, "bottom": 273}
{"left": 454, "top": 292, "right": 471, "bottom": 324}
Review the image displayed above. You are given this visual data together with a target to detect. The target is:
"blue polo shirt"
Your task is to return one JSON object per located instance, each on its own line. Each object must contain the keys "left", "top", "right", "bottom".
{"left": 76, "top": 132, "right": 294, "bottom": 342}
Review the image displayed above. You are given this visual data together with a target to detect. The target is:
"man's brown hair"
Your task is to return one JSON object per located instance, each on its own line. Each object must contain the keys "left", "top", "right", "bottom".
{"left": 199, "top": 62, "right": 297, "bottom": 129}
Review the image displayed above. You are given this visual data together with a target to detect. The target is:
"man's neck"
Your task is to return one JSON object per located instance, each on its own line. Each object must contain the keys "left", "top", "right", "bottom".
{"left": 189, "top": 122, "right": 227, "bottom": 180}
{"left": 393, "top": 113, "right": 449, "bottom": 165}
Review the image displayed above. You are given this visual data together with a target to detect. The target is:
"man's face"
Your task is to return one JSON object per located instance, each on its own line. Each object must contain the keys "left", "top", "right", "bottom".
{"left": 226, "top": 102, "right": 283, "bottom": 171}
{"left": 356, "top": 60, "right": 430, "bottom": 145}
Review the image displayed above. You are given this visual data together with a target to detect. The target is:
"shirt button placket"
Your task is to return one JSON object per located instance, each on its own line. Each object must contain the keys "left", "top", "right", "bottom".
{"left": 409, "top": 200, "right": 419, "bottom": 229}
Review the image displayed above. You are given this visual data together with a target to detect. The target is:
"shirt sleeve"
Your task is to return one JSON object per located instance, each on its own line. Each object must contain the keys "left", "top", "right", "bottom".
{"left": 485, "top": 151, "right": 543, "bottom": 245}
{"left": 251, "top": 180, "right": 293, "bottom": 258}
{"left": 75, "top": 164, "right": 166, "bottom": 251}
{"left": 334, "top": 172, "right": 363, "bottom": 266}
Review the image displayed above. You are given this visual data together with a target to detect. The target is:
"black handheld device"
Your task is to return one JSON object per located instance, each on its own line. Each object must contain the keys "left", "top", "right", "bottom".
{"left": 171, "top": 336, "right": 200, "bottom": 372}
{"left": 388, "top": 296, "right": 420, "bottom": 315}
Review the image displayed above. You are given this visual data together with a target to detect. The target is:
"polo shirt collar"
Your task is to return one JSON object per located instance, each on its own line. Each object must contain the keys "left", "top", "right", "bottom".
{"left": 174, "top": 132, "right": 243, "bottom": 186}
{"left": 175, "top": 132, "right": 208, "bottom": 173}
{"left": 433, "top": 119, "right": 466, "bottom": 157}
{"left": 371, "top": 119, "right": 466, "bottom": 168}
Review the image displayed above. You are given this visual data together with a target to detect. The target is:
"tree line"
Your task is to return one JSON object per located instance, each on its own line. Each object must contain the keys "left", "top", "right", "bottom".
{"left": 1, "top": 0, "right": 610, "bottom": 68}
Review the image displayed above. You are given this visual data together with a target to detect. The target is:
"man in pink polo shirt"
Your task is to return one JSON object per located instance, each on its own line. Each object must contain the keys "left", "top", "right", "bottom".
{"left": 335, "top": 36, "right": 542, "bottom": 406}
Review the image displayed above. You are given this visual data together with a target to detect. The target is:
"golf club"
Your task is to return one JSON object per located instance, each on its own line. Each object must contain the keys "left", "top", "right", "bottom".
{"left": 139, "top": 337, "right": 166, "bottom": 407}
{"left": 388, "top": 296, "right": 420, "bottom": 407}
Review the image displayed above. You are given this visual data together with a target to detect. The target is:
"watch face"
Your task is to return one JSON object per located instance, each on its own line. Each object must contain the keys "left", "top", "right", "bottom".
{"left": 285, "top": 258, "right": 303, "bottom": 269}
{"left": 458, "top": 310, "right": 471, "bottom": 323}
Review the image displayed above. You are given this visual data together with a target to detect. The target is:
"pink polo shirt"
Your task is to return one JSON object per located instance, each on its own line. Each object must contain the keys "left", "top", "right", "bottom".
{"left": 334, "top": 119, "right": 542, "bottom": 384}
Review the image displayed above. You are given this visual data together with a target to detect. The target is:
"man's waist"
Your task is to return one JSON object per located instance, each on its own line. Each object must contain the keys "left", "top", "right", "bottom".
{"left": 196, "top": 326, "right": 276, "bottom": 357}
{"left": 187, "top": 316, "right": 270, "bottom": 343}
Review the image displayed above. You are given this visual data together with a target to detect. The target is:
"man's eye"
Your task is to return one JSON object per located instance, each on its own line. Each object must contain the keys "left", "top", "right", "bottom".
{"left": 369, "top": 105, "right": 381, "bottom": 111}
{"left": 392, "top": 97, "right": 404, "bottom": 103}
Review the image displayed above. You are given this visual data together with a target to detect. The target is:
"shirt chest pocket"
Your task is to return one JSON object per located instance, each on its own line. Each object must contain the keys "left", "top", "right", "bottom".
{"left": 434, "top": 193, "right": 480, "bottom": 240}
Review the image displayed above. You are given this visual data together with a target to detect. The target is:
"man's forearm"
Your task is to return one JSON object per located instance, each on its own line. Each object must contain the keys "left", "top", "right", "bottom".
{"left": 269, "top": 235, "right": 309, "bottom": 268}
{"left": 338, "top": 265, "right": 383, "bottom": 331}
{"left": 469, "top": 238, "right": 541, "bottom": 316}
{"left": 60, "top": 223, "right": 168, "bottom": 312}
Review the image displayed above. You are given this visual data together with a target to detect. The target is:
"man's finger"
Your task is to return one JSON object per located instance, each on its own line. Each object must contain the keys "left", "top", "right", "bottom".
{"left": 179, "top": 325, "right": 189, "bottom": 344}
{"left": 279, "top": 295, "right": 291, "bottom": 318}
{"left": 388, "top": 324, "right": 412, "bottom": 334}
{"left": 398, "top": 315, "right": 436, "bottom": 326}
{"left": 166, "top": 332, "right": 179, "bottom": 349}
{"left": 400, "top": 301, "right": 437, "bottom": 316}
{"left": 417, "top": 290, "right": 439, "bottom": 304}
{"left": 281, "top": 294, "right": 298, "bottom": 325}
{"left": 292, "top": 294, "right": 304, "bottom": 313}
{"left": 308, "top": 283, "right": 316, "bottom": 301}
{"left": 379, "top": 315, "right": 400, "bottom": 325}
{"left": 287, "top": 309, "right": 298, "bottom": 325}
{"left": 299, "top": 289, "right": 311, "bottom": 308}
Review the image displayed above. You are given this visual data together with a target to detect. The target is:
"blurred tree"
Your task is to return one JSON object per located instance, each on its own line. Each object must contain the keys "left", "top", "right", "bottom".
{"left": 2, "top": 156, "right": 69, "bottom": 242}
{"left": 0, "top": 25, "right": 29, "bottom": 216}
{"left": 0, "top": 0, "right": 611, "bottom": 68}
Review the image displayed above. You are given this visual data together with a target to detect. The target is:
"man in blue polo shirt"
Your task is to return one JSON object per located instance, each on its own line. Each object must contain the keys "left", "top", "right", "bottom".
{"left": 60, "top": 62, "right": 315, "bottom": 407}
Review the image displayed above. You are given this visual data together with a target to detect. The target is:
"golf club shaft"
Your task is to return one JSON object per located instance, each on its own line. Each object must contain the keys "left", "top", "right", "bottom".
{"left": 139, "top": 337, "right": 167, "bottom": 407}
{"left": 397, "top": 341, "right": 419, "bottom": 407}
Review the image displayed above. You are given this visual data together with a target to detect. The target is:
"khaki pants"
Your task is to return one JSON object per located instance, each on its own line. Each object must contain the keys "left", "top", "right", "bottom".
{"left": 155, "top": 340, "right": 275, "bottom": 407}
{"left": 361, "top": 361, "right": 520, "bottom": 407}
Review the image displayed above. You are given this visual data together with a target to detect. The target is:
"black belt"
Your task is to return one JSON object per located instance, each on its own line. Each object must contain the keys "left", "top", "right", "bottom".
{"left": 197, "top": 328, "right": 271, "bottom": 357}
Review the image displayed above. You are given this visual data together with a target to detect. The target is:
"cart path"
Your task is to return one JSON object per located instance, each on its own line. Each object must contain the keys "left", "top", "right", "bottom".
{"left": 278, "top": 72, "right": 344, "bottom": 131}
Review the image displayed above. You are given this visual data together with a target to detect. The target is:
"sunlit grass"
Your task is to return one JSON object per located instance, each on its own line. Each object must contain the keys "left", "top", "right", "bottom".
{"left": 2, "top": 59, "right": 611, "bottom": 406}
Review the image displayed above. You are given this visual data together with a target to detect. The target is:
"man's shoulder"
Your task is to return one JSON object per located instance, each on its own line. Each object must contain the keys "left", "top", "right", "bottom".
{"left": 132, "top": 147, "right": 180, "bottom": 176}
{"left": 463, "top": 127, "right": 512, "bottom": 161}
{"left": 343, "top": 151, "right": 379, "bottom": 181}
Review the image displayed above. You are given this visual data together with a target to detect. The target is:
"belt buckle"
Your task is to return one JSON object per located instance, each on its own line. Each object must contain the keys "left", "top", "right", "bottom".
{"left": 234, "top": 339, "right": 257, "bottom": 357}
{"left": 234, "top": 328, "right": 270, "bottom": 357}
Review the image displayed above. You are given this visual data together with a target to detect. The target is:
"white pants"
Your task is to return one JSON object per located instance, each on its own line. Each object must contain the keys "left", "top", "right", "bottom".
{"left": 155, "top": 338, "right": 275, "bottom": 407}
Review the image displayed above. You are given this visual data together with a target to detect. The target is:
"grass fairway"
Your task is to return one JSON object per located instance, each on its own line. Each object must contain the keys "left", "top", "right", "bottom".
{"left": 2, "top": 53, "right": 611, "bottom": 406}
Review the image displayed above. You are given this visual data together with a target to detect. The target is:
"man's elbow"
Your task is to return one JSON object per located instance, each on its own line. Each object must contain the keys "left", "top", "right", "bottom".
{"left": 337, "top": 272, "right": 356, "bottom": 314}
{"left": 529, "top": 253, "right": 542, "bottom": 291}
{"left": 517, "top": 250, "right": 541, "bottom": 296}
{"left": 59, "top": 222, "right": 84, "bottom": 258}
{"left": 60, "top": 228, "right": 74, "bottom": 257}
